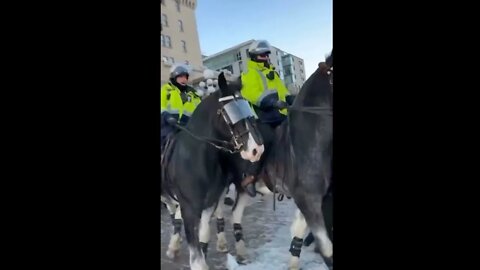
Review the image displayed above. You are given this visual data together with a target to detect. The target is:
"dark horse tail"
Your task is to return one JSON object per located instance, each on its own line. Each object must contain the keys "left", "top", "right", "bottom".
{"left": 161, "top": 135, "right": 178, "bottom": 202}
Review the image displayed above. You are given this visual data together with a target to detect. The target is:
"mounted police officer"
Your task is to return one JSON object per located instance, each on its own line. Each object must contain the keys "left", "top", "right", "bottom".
{"left": 239, "top": 40, "right": 295, "bottom": 196}
{"left": 161, "top": 64, "right": 202, "bottom": 152}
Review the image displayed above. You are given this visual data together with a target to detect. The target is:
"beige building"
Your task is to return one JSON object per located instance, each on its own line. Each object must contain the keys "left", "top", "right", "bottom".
{"left": 202, "top": 40, "right": 307, "bottom": 94}
{"left": 161, "top": 0, "right": 203, "bottom": 85}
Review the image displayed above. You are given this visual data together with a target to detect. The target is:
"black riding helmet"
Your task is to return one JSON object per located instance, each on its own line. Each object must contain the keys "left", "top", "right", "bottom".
{"left": 170, "top": 64, "right": 190, "bottom": 80}
{"left": 169, "top": 64, "right": 190, "bottom": 91}
{"left": 248, "top": 40, "right": 271, "bottom": 61}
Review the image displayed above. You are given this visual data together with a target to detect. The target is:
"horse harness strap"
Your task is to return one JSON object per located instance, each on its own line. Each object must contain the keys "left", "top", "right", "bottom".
{"left": 289, "top": 106, "right": 332, "bottom": 115}
{"left": 170, "top": 123, "right": 240, "bottom": 154}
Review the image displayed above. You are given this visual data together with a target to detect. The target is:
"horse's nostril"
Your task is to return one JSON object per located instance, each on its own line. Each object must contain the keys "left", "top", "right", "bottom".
{"left": 252, "top": 149, "right": 257, "bottom": 156}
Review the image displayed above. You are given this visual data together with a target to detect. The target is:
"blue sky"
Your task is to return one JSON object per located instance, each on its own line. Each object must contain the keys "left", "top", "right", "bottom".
{"left": 196, "top": 0, "right": 332, "bottom": 79}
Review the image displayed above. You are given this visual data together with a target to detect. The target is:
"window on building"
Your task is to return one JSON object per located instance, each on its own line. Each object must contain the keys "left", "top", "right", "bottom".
{"left": 164, "top": 35, "right": 172, "bottom": 48}
{"left": 236, "top": 51, "right": 242, "bottom": 61}
{"left": 284, "top": 66, "right": 292, "bottom": 76}
{"left": 178, "top": 20, "right": 183, "bottom": 32}
{"left": 300, "top": 68, "right": 303, "bottom": 73}
{"left": 170, "top": 57, "right": 175, "bottom": 63}
{"left": 222, "top": 65, "right": 234, "bottom": 74}
{"left": 181, "top": 40, "right": 187, "bottom": 52}
{"left": 161, "top": 14, "right": 168, "bottom": 27}
{"left": 175, "top": 0, "right": 181, "bottom": 12}
{"left": 161, "top": 35, "right": 165, "bottom": 47}
{"left": 239, "top": 61, "right": 243, "bottom": 73}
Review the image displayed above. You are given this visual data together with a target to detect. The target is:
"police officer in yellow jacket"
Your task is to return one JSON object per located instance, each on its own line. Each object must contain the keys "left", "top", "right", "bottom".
{"left": 240, "top": 40, "right": 295, "bottom": 196}
{"left": 161, "top": 64, "right": 202, "bottom": 151}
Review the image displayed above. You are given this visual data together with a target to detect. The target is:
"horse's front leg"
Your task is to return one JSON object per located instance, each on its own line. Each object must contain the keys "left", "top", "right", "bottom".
{"left": 231, "top": 191, "right": 250, "bottom": 264}
{"left": 215, "top": 190, "right": 228, "bottom": 252}
{"left": 288, "top": 209, "right": 308, "bottom": 270}
{"left": 166, "top": 204, "right": 182, "bottom": 259}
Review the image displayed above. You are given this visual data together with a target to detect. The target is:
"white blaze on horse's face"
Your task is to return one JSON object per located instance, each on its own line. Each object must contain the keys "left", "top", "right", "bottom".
{"left": 240, "top": 129, "right": 264, "bottom": 163}
{"left": 220, "top": 95, "right": 264, "bottom": 162}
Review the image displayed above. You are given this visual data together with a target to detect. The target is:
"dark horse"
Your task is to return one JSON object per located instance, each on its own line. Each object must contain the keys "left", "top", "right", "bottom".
{"left": 161, "top": 72, "right": 265, "bottom": 270}
{"left": 258, "top": 59, "right": 333, "bottom": 269}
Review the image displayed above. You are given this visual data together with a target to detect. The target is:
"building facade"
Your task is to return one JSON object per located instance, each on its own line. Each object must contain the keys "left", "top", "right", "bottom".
{"left": 202, "top": 40, "right": 307, "bottom": 94}
{"left": 160, "top": 0, "right": 203, "bottom": 85}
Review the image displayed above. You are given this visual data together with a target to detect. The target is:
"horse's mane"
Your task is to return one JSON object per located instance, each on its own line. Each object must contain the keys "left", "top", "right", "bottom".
{"left": 293, "top": 64, "right": 332, "bottom": 109}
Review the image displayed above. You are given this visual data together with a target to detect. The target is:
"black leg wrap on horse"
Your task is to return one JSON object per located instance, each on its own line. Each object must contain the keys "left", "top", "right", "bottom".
{"left": 304, "top": 232, "right": 315, "bottom": 246}
{"left": 173, "top": 219, "right": 182, "bottom": 234}
{"left": 233, "top": 223, "right": 243, "bottom": 242}
{"left": 289, "top": 237, "right": 303, "bottom": 257}
{"left": 200, "top": 242, "right": 209, "bottom": 257}
{"left": 217, "top": 218, "right": 225, "bottom": 233}
{"left": 170, "top": 214, "right": 175, "bottom": 225}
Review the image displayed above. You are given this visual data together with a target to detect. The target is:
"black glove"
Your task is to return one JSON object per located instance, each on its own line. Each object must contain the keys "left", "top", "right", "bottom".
{"left": 274, "top": 100, "right": 288, "bottom": 110}
{"left": 178, "top": 114, "right": 190, "bottom": 126}
{"left": 161, "top": 111, "right": 178, "bottom": 126}
{"left": 166, "top": 116, "right": 177, "bottom": 125}
{"left": 286, "top": 95, "right": 295, "bottom": 106}
{"left": 259, "top": 92, "right": 279, "bottom": 110}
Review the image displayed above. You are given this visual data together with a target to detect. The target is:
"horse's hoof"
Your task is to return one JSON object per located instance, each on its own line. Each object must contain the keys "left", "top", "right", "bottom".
{"left": 236, "top": 255, "right": 249, "bottom": 265}
{"left": 324, "top": 256, "right": 333, "bottom": 268}
{"left": 216, "top": 244, "right": 228, "bottom": 253}
{"left": 166, "top": 249, "right": 179, "bottom": 259}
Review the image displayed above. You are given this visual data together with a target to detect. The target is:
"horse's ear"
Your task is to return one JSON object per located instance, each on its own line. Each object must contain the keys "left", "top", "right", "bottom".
{"left": 218, "top": 72, "right": 227, "bottom": 92}
{"left": 326, "top": 49, "right": 333, "bottom": 67}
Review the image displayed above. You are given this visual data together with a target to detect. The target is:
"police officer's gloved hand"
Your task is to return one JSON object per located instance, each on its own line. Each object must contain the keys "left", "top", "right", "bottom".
{"left": 161, "top": 111, "right": 178, "bottom": 126}
{"left": 166, "top": 116, "right": 178, "bottom": 125}
{"left": 274, "top": 100, "right": 288, "bottom": 110}
{"left": 178, "top": 114, "right": 190, "bottom": 126}
{"left": 286, "top": 95, "right": 296, "bottom": 106}
{"left": 259, "top": 93, "right": 280, "bottom": 110}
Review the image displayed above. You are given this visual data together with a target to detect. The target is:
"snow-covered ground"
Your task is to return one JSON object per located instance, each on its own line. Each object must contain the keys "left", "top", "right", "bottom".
{"left": 161, "top": 194, "right": 328, "bottom": 270}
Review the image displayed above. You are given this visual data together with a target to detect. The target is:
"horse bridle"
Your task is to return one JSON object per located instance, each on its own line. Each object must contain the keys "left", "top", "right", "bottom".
{"left": 217, "top": 94, "right": 258, "bottom": 151}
